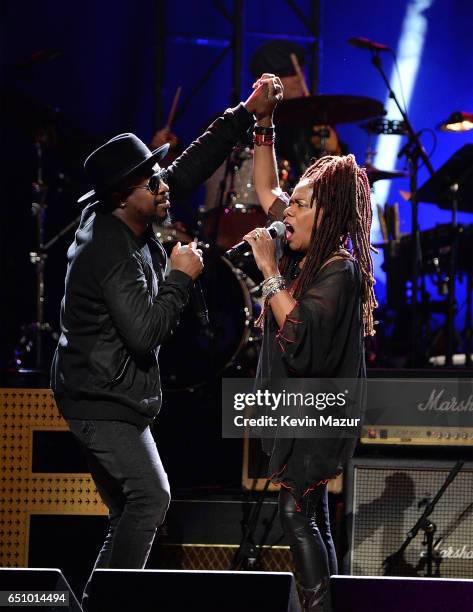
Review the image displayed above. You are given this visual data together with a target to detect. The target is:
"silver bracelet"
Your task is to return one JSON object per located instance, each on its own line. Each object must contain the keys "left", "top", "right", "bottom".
{"left": 262, "top": 275, "right": 286, "bottom": 300}
{"left": 264, "top": 285, "right": 286, "bottom": 301}
{"left": 262, "top": 274, "right": 284, "bottom": 288}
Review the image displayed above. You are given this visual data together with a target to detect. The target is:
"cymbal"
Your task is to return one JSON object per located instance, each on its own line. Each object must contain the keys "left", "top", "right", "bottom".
{"left": 416, "top": 144, "right": 473, "bottom": 212}
{"left": 274, "top": 94, "right": 385, "bottom": 127}
{"left": 364, "top": 163, "right": 408, "bottom": 184}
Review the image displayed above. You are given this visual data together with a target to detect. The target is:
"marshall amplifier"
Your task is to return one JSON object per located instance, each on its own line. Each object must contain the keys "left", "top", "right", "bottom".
{"left": 344, "top": 458, "right": 473, "bottom": 579}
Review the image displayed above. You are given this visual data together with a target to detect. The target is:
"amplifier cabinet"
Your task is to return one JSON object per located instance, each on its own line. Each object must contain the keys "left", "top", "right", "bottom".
{"left": 344, "top": 458, "right": 473, "bottom": 579}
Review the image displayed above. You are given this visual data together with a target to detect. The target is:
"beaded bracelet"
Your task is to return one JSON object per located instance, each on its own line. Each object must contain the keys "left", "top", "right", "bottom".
{"left": 253, "top": 124, "right": 275, "bottom": 146}
{"left": 253, "top": 132, "right": 275, "bottom": 147}
{"left": 254, "top": 125, "right": 275, "bottom": 135}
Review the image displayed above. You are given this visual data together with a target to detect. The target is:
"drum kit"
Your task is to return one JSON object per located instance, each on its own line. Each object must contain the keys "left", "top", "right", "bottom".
{"left": 158, "top": 92, "right": 416, "bottom": 391}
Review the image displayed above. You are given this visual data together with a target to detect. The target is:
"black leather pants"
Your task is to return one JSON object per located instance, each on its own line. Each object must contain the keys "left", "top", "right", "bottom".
{"left": 279, "top": 485, "right": 337, "bottom": 609}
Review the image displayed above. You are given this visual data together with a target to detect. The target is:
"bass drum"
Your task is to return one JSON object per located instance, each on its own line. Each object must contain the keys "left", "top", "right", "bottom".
{"left": 159, "top": 242, "right": 257, "bottom": 391}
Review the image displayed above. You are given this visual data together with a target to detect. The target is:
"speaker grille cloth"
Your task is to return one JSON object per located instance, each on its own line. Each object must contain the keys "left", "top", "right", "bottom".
{"left": 350, "top": 464, "right": 473, "bottom": 578}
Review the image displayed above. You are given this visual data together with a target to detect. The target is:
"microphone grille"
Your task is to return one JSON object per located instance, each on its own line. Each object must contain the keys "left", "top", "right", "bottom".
{"left": 269, "top": 221, "right": 286, "bottom": 239}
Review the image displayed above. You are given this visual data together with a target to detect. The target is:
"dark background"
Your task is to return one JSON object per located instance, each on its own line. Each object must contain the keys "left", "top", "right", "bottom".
{"left": 1, "top": 1, "right": 472, "bottom": 599}
{"left": 1, "top": 0, "right": 473, "bottom": 420}
{"left": 2, "top": 0, "right": 473, "bottom": 371}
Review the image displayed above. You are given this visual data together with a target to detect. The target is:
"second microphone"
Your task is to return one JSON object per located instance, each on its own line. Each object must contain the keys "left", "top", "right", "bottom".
{"left": 224, "top": 221, "right": 286, "bottom": 261}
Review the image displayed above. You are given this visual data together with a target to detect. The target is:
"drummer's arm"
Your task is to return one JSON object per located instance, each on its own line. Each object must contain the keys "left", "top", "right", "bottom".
{"left": 253, "top": 116, "right": 282, "bottom": 214}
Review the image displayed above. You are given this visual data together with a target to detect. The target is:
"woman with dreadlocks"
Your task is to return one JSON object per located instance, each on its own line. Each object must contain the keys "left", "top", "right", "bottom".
{"left": 243, "top": 75, "right": 377, "bottom": 611}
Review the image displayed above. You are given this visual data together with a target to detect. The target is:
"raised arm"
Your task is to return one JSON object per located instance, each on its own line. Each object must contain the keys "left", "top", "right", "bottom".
{"left": 163, "top": 81, "right": 280, "bottom": 202}
{"left": 252, "top": 75, "right": 284, "bottom": 214}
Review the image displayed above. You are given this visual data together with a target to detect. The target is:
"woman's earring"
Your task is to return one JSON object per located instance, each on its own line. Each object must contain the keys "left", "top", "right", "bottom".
{"left": 119, "top": 201, "right": 126, "bottom": 208}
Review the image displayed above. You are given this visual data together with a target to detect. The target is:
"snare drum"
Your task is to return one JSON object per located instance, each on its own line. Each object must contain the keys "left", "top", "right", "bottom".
{"left": 158, "top": 242, "right": 257, "bottom": 391}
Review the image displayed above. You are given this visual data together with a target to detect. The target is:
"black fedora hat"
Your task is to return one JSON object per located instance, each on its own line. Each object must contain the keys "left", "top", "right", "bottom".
{"left": 78, "top": 133, "right": 170, "bottom": 204}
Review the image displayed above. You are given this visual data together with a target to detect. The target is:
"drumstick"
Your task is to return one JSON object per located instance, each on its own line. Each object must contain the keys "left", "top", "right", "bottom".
{"left": 393, "top": 203, "right": 400, "bottom": 241}
{"left": 165, "top": 86, "right": 182, "bottom": 129}
{"left": 377, "top": 204, "right": 389, "bottom": 242}
{"left": 290, "top": 53, "right": 310, "bottom": 97}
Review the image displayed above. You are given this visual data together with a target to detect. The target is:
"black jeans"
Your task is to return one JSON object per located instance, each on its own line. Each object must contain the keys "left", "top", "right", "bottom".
{"left": 279, "top": 485, "right": 337, "bottom": 591}
{"left": 67, "top": 419, "right": 170, "bottom": 606}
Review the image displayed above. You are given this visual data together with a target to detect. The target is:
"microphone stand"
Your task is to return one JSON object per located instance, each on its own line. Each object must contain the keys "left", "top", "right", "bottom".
{"left": 382, "top": 460, "right": 463, "bottom": 577}
{"left": 370, "top": 51, "right": 435, "bottom": 367}
{"left": 445, "top": 184, "right": 459, "bottom": 366}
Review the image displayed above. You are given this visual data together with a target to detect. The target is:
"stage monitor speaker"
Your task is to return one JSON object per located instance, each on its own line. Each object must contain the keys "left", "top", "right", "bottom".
{"left": 87, "top": 568, "right": 300, "bottom": 612}
{"left": 0, "top": 568, "right": 82, "bottom": 611}
{"left": 344, "top": 458, "right": 473, "bottom": 578}
{"left": 329, "top": 575, "right": 473, "bottom": 612}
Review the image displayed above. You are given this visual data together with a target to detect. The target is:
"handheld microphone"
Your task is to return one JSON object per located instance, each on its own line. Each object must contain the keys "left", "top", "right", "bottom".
{"left": 191, "top": 280, "right": 210, "bottom": 327}
{"left": 348, "top": 37, "right": 391, "bottom": 52}
{"left": 225, "top": 221, "right": 286, "bottom": 261}
{"left": 177, "top": 244, "right": 210, "bottom": 327}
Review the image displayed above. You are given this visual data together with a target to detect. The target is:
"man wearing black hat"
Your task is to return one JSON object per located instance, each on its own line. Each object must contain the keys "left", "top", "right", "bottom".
{"left": 51, "top": 82, "right": 277, "bottom": 607}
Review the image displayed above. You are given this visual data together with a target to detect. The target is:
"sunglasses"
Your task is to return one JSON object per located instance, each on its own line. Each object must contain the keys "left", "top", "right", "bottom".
{"left": 133, "top": 172, "right": 163, "bottom": 195}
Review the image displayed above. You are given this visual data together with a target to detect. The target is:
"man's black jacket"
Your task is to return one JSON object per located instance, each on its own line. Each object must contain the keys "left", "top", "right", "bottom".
{"left": 51, "top": 103, "right": 253, "bottom": 426}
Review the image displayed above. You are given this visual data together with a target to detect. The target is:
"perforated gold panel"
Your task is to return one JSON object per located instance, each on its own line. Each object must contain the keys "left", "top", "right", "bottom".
{"left": 156, "top": 544, "right": 294, "bottom": 572}
{"left": 0, "top": 388, "right": 107, "bottom": 567}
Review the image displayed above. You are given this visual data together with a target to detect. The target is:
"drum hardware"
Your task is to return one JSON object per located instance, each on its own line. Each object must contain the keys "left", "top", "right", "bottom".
{"left": 13, "top": 141, "right": 81, "bottom": 374}
{"left": 224, "top": 146, "right": 257, "bottom": 208}
{"left": 360, "top": 118, "right": 408, "bottom": 135}
{"left": 310, "top": 124, "right": 342, "bottom": 157}
{"left": 417, "top": 145, "right": 473, "bottom": 367}
{"left": 416, "top": 144, "right": 473, "bottom": 213}
{"left": 361, "top": 122, "right": 407, "bottom": 186}
{"left": 362, "top": 49, "right": 436, "bottom": 368}
{"left": 377, "top": 223, "right": 473, "bottom": 367}
{"left": 5, "top": 84, "right": 96, "bottom": 375}
{"left": 311, "top": 125, "right": 331, "bottom": 156}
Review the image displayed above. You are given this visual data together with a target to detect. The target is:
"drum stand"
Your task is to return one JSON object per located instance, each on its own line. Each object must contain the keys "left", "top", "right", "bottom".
{"left": 14, "top": 141, "right": 81, "bottom": 374}
{"left": 370, "top": 51, "right": 435, "bottom": 367}
{"left": 464, "top": 268, "right": 473, "bottom": 367}
{"left": 231, "top": 478, "right": 282, "bottom": 571}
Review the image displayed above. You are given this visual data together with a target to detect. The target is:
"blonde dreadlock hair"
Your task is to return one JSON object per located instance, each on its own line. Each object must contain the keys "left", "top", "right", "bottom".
{"left": 283, "top": 154, "right": 378, "bottom": 336}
